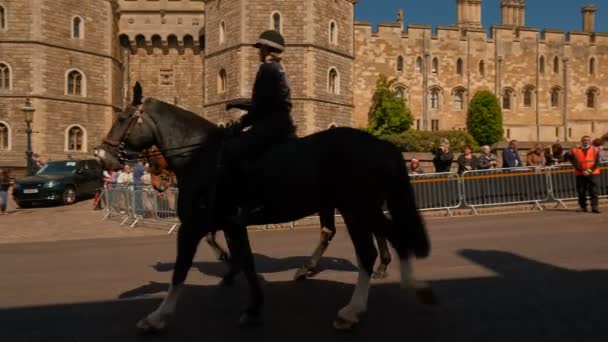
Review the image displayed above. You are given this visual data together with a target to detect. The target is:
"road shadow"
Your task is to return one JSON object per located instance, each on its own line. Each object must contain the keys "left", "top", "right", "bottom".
{"left": 2, "top": 250, "right": 607, "bottom": 342}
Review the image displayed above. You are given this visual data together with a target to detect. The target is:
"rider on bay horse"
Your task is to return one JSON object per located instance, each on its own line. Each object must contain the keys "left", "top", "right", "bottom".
{"left": 223, "top": 30, "right": 296, "bottom": 224}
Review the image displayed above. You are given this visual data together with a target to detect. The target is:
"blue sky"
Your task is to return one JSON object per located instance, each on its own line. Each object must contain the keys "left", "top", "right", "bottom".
{"left": 355, "top": 0, "right": 608, "bottom": 33}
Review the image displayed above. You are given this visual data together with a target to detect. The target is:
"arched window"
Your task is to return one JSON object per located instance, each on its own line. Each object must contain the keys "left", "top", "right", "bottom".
{"left": 539, "top": 56, "right": 545, "bottom": 74}
{"left": 328, "top": 68, "right": 339, "bottom": 94}
{"left": 328, "top": 123, "right": 338, "bottom": 129}
{"left": 587, "top": 88, "right": 598, "bottom": 108}
{"left": 0, "top": 5, "right": 6, "bottom": 30}
{"left": 72, "top": 16, "right": 83, "bottom": 39}
{"left": 550, "top": 87, "right": 561, "bottom": 108}
{"left": 394, "top": 85, "right": 407, "bottom": 101}
{"left": 66, "top": 125, "right": 85, "bottom": 152}
{"left": 66, "top": 69, "right": 84, "bottom": 96}
{"left": 0, "top": 122, "right": 10, "bottom": 151}
{"left": 456, "top": 58, "right": 463, "bottom": 76}
{"left": 432, "top": 57, "right": 438, "bottom": 74}
{"left": 553, "top": 56, "right": 559, "bottom": 74}
{"left": 429, "top": 87, "right": 440, "bottom": 110}
{"left": 218, "top": 69, "right": 227, "bottom": 94}
{"left": 415, "top": 57, "right": 422, "bottom": 73}
{"left": 0, "top": 62, "right": 10, "bottom": 90}
{"left": 479, "top": 60, "right": 485, "bottom": 77}
{"left": 502, "top": 88, "right": 513, "bottom": 110}
{"left": 329, "top": 21, "right": 337, "bottom": 45}
{"left": 589, "top": 57, "right": 596, "bottom": 76}
{"left": 453, "top": 88, "right": 465, "bottom": 110}
{"left": 219, "top": 21, "right": 226, "bottom": 44}
{"left": 523, "top": 86, "right": 534, "bottom": 108}
{"left": 396, "top": 56, "right": 404, "bottom": 72}
{"left": 271, "top": 12, "right": 282, "bottom": 33}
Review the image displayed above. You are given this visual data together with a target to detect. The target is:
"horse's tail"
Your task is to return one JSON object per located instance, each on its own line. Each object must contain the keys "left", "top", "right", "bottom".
{"left": 385, "top": 148, "right": 430, "bottom": 259}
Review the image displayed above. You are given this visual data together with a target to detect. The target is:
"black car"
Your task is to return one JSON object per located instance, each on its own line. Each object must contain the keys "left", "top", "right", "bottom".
{"left": 12, "top": 159, "right": 103, "bottom": 208}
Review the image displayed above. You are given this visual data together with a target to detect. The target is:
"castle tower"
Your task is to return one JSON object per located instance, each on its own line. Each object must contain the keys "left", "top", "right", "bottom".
{"left": 457, "top": 0, "right": 482, "bottom": 28}
{"left": 501, "top": 0, "right": 525, "bottom": 27}
{"left": 203, "top": 0, "right": 357, "bottom": 134}
{"left": 116, "top": 0, "right": 206, "bottom": 114}
{"left": 582, "top": 5, "right": 596, "bottom": 32}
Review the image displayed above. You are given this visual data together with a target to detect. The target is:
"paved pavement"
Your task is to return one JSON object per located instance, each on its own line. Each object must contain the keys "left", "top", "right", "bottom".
{"left": 0, "top": 207, "right": 607, "bottom": 341}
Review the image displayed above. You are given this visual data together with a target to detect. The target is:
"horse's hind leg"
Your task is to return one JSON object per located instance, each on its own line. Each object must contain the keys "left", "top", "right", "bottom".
{"left": 294, "top": 208, "right": 336, "bottom": 281}
{"left": 334, "top": 210, "right": 377, "bottom": 330}
{"left": 136, "top": 221, "right": 205, "bottom": 334}
{"left": 372, "top": 234, "right": 392, "bottom": 279}
{"left": 204, "top": 231, "right": 229, "bottom": 262}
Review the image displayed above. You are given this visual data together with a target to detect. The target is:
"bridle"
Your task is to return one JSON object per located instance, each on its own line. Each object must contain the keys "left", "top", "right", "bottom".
{"left": 102, "top": 104, "right": 145, "bottom": 164}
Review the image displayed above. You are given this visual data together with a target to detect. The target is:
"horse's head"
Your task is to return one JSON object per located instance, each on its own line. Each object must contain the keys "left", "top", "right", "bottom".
{"left": 94, "top": 82, "right": 157, "bottom": 170}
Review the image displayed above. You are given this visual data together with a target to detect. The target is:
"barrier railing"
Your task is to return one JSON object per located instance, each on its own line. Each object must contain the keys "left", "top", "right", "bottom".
{"left": 100, "top": 164, "right": 608, "bottom": 230}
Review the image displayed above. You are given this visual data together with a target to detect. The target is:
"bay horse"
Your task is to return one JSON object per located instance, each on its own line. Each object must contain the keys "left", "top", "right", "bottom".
{"left": 146, "top": 145, "right": 394, "bottom": 280}
{"left": 95, "top": 85, "right": 431, "bottom": 332}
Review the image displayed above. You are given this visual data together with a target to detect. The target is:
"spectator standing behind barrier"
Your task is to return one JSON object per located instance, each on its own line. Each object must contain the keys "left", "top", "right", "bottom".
{"left": 0, "top": 169, "right": 10, "bottom": 215}
{"left": 407, "top": 157, "right": 425, "bottom": 175}
{"left": 592, "top": 138, "right": 607, "bottom": 162}
{"left": 526, "top": 143, "right": 547, "bottom": 169}
{"left": 502, "top": 140, "right": 522, "bottom": 168}
{"left": 478, "top": 145, "right": 497, "bottom": 170}
{"left": 545, "top": 143, "right": 565, "bottom": 166}
{"left": 432, "top": 140, "right": 454, "bottom": 173}
{"left": 571, "top": 135, "right": 601, "bottom": 213}
{"left": 133, "top": 159, "right": 146, "bottom": 217}
{"left": 457, "top": 145, "right": 479, "bottom": 174}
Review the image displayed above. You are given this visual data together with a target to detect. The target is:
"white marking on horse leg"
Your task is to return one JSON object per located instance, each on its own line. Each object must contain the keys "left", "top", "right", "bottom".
{"left": 399, "top": 258, "right": 416, "bottom": 289}
{"left": 137, "top": 284, "right": 182, "bottom": 330}
{"left": 337, "top": 258, "right": 371, "bottom": 324}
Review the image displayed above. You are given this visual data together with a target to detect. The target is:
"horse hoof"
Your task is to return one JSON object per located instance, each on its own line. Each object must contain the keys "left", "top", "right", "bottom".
{"left": 218, "top": 252, "right": 230, "bottom": 263}
{"left": 372, "top": 270, "right": 388, "bottom": 279}
{"left": 415, "top": 282, "right": 438, "bottom": 306}
{"left": 135, "top": 317, "right": 168, "bottom": 335}
{"left": 293, "top": 268, "right": 308, "bottom": 281}
{"left": 333, "top": 316, "right": 357, "bottom": 331}
{"left": 238, "top": 312, "right": 261, "bottom": 327}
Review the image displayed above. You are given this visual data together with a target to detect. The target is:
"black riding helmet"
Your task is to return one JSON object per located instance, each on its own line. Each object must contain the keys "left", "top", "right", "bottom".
{"left": 254, "top": 30, "right": 285, "bottom": 53}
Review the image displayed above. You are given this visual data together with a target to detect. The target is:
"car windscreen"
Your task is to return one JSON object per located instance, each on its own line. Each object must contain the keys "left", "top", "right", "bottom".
{"left": 37, "top": 161, "right": 79, "bottom": 175}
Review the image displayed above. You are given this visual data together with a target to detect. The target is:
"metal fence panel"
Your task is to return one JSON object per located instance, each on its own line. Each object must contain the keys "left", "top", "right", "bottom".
{"left": 410, "top": 172, "right": 461, "bottom": 213}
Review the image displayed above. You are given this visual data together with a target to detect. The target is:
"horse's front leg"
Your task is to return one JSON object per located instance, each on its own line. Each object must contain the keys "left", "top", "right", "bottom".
{"left": 294, "top": 209, "right": 336, "bottom": 281}
{"left": 372, "top": 234, "right": 392, "bottom": 279}
{"left": 224, "top": 225, "right": 263, "bottom": 326}
{"left": 204, "top": 231, "right": 230, "bottom": 262}
{"left": 136, "top": 222, "right": 205, "bottom": 334}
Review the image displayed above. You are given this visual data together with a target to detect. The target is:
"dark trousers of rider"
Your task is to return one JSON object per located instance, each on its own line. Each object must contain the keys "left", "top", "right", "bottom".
{"left": 576, "top": 174, "right": 599, "bottom": 210}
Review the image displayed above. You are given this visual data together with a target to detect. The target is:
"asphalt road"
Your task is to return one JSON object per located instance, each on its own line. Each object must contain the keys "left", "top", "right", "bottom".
{"left": 0, "top": 210, "right": 607, "bottom": 342}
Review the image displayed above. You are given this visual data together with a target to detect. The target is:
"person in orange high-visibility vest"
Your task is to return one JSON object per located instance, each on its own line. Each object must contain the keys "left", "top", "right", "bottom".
{"left": 571, "top": 135, "right": 601, "bottom": 213}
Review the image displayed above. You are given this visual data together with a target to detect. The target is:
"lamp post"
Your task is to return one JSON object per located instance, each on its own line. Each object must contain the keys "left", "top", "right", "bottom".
{"left": 22, "top": 98, "right": 35, "bottom": 176}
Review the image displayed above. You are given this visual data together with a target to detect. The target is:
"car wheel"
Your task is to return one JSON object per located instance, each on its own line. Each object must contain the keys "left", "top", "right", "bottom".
{"left": 62, "top": 186, "right": 77, "bottom": 205}
{"left": 18, "top": 202, "right": 33, "bottom": 209}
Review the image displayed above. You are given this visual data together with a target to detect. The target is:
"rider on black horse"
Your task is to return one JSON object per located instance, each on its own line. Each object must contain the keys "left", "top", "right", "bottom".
{"left": 223, "top": 30, "right": 296, "bottom": 225}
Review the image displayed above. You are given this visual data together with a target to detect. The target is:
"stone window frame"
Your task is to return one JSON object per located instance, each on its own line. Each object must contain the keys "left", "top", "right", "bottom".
{"left": 64, "top": 124, "right": 87, "bottom": 152}
{"left": 0, "top": 5, "right": 7, "bottom": 31}
{"left": 0, "top": 61, "right": 12, "bottom": 91}
{"left": 589, "top": 57, "right": 597, "bottom": 76}
{"left": 428, "top": 86, "right": 442, "bottom": 110}
{"left": 501, "top": 87, "right": 515, "bottom": 111}
{"left": 270, "top": 11, "right": 282, "bottom": 34}
{"left": 328, "top": 20, "right": 338, "bottom": 45}
{"left": 328, "top": 123, "right": 338, "bottom": 129}
{"left": 219, "top": 21, "right": 226, "bottom": 45}
{"left": 553, "top": 56, "right": 559, "bottom": 74}
{"left": 217, "top": 68, "right": 227, "bottom": 94}
{"left": 452, "top": 86, "right": 466, "bottom": 111}
{"left": 327, "top": 67, "right": 340, "bottom": 95}
{"left": 550, "top": 86, "right": 562, "bottom": 109}
{"left": 431, "top": 57, "right": 439, "bottom": 75}
{"left": 396, "top": 55, "right": 404, "bottom": 72}
{"left": 522, "top": 85, "right": 535, "bottom": 108}
{"left": 415, "top": 57, "right": 422, "bottom": 73}
{"left": 0, "top": 121, "right": 12, "bottom": 151}
{"left": 65, "top": 68, "right": 86, "bottom": 97}
{"left": 456, "top": 58, "right": 463, "bottom": 76}
{"left": 71, "top": 15, "right": 84, "bottom": 39}
{"left": 586, "top": 87, "right": 600, "bottom": 109}
{"left": 393, "top": 83, "right": 408, "bottom": 104}
{"left": 539, "top": 55, "right": 545, "bottom": 74}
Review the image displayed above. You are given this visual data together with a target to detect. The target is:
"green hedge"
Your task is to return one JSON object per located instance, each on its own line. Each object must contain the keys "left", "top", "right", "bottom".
{"left": 380, "top": 130, "right": 479, "bottom": 153}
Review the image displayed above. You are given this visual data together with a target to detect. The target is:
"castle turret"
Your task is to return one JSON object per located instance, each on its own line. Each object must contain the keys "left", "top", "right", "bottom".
{"left": 501, "top": 0, "right": 525, "bottom": 27}
{"left": 457, "top": 0, "right": 482, "bottom": 28}
{"left": 582, "top": 5, "right": 596, "bottom": 32}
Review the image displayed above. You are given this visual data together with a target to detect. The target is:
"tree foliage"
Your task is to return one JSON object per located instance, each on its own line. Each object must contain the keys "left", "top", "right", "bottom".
{"left": 381, "top": 130, "right": 478, "bottom": 152}
{"left": 367, "top": 75, "right": 413, "bottom": 136}
{"left": 466, "top": 90, "right": 504, "bottom": 146}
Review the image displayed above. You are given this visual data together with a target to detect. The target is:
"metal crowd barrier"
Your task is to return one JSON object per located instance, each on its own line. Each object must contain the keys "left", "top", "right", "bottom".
{"left": 461, "top": 167, "right": 550, "bottom": 214}
{"left": 547, "top": 162, "right": 608, "bottom": 207}
{"left": 410, "top": 172, "right": 461, "bottom": 216}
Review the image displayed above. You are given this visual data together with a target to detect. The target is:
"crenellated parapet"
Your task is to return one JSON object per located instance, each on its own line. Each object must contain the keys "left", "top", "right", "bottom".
{"left": 118, "top": 33, "right": 203, "bottom": 55}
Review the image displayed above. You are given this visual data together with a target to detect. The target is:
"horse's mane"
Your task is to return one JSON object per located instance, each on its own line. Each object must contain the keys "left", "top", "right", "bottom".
{"left": 142, "top": 98, "right": 218, "bottom": 130}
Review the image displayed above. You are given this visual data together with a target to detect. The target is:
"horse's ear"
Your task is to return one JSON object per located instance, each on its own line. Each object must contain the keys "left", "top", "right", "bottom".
{"left": 133, "top": 82, "right": 143, "bottom": 106}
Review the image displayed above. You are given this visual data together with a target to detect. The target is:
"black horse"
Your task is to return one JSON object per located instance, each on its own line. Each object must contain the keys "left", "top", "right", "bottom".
{"left": 95, "top": 86, "right": 431, "bottom": 332}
